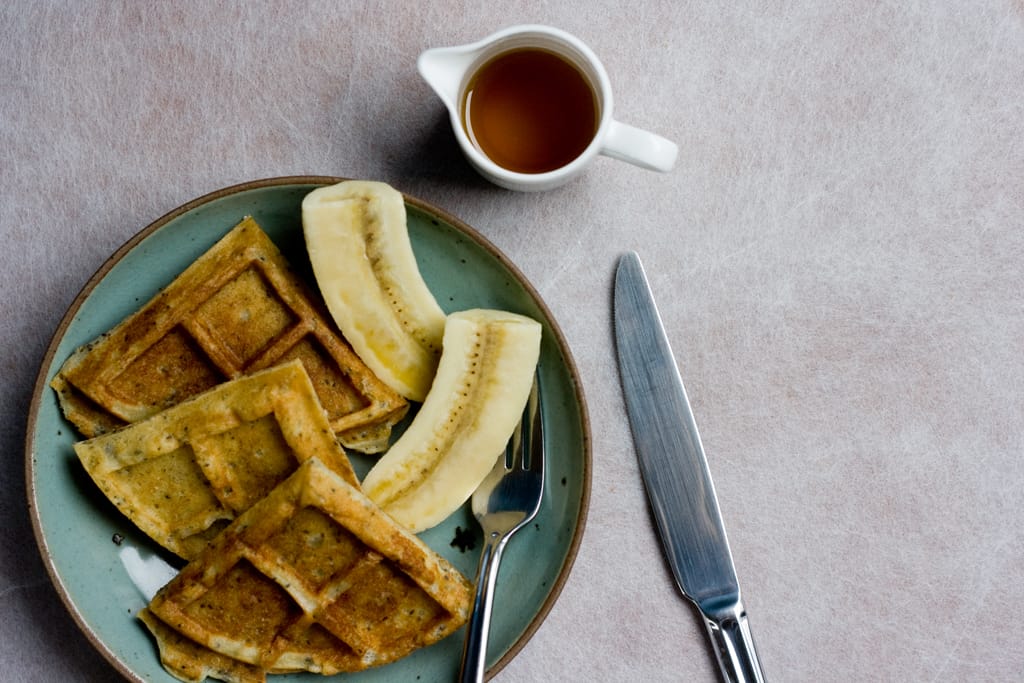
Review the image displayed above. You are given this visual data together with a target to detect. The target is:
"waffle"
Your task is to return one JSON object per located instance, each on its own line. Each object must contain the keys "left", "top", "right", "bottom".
{"left": 138, "top": 608, "right": 267, "bottom": 683}
{"left": 51, "top": 216, "right": 407, "bottom": 454}
{"left": 73, "top": 360, "right": 359, "bottom": 560}
{"left": 143, "top": 457, "right": 473, "bottom": 679}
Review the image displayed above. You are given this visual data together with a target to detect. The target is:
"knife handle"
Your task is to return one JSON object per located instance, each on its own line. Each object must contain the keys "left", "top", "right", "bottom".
{"left": 701, "top": 600, "right": 765, "bottom": 683}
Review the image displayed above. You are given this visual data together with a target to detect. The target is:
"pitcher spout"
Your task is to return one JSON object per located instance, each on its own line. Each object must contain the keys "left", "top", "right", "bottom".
{"left": 417, "top": 47, "right": 479, "bottom": 112}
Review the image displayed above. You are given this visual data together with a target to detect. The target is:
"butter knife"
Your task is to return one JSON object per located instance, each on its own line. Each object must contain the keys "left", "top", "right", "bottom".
{"left": 613, "top": 251, "right": 765, "bottom": 683}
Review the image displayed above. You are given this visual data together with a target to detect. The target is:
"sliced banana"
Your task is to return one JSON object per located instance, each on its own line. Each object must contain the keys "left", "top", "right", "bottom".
{"left": 302, "top": 180, "right": 446, "bottom": 402}
{"left": 361, "top": 308, "right": 542, "bottom": 533}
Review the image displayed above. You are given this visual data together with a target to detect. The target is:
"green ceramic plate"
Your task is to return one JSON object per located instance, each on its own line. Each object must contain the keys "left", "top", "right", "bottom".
{"left": 26, "top": 177, "right": 591, "bottom": 682}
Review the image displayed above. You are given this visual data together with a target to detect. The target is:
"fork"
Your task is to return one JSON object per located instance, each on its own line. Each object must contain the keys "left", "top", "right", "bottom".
{"left": 458, "top": 377, "right": 545, "bottom": 683}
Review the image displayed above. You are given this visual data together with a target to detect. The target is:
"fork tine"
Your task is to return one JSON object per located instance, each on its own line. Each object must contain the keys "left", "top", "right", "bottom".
{"left": 520, "top": 376, "right": 542, "bottom": 471}
{"left": 504, "top": 412, "right": 524, "bottom": 470}
{"left": 532, "top": 381, "right": 544, "bottom": 473}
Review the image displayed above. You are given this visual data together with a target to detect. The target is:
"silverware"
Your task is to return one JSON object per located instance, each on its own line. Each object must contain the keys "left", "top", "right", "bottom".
{"left": 458, "top": 379, "right": 545, "bottom": 683}
{"left": 614, "top": 252, "right": 765, "bottom": 683}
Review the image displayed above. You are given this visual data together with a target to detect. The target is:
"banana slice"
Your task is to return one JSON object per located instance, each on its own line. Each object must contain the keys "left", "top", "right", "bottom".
{"left": 361, "top": 309, "right": 542, "bottom": 533}
{"left": 302, "top": 180, "right": 446, "bottom": 402}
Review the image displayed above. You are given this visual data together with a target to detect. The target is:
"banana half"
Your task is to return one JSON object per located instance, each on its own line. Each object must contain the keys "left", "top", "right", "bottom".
{"left": 361, "top": 309, "right": 542, "bottom": 533}
{"left": 302, "top": 180, "right": 446, "bottom": 402}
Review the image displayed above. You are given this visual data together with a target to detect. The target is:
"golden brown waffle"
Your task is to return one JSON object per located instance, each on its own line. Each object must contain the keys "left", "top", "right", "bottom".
{"left": 74, "top": 361, "right": 359, "bottom": 560}
{"left": 51, "top": 216, "right": 407, "bottom": 454}
{"left": 143, "top": 457, "right": 473, "bottom": 678}
{"left": 138, "top": 608, "right": 267, "bottom": 683}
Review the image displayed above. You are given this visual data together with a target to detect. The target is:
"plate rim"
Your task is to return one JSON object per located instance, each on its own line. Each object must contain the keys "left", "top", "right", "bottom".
{"left": 24, "top": 175, "right": 592, "bottom": 681}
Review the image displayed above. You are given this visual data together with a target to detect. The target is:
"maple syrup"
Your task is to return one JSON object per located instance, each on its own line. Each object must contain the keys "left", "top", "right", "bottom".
{"left": 461, "top": 48, "right": 599, "bottom": 174}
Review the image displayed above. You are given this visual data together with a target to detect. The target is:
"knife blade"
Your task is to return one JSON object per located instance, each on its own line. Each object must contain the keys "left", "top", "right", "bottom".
{"left": 614, "top": 251, "right": 765, "bottom": 683}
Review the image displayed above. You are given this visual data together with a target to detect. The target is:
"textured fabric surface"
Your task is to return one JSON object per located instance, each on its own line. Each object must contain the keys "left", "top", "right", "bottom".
{"left": 3, "top": 2, "right": 1023, "bottom": 681}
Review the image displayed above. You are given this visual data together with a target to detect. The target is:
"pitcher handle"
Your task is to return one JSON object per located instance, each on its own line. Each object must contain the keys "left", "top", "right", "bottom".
{"left": 601, "top": 120, "right": 678, "bottom": 172}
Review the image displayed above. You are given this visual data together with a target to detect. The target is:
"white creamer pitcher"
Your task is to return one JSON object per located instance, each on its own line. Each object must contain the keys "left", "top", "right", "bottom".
{"left": 418, "top": 24, "right": 678, "bottom": 192}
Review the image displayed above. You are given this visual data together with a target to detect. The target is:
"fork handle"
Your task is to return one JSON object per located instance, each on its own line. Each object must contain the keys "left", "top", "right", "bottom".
{"left": 459, "top": 530, "right": 509, "bottom": 683}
